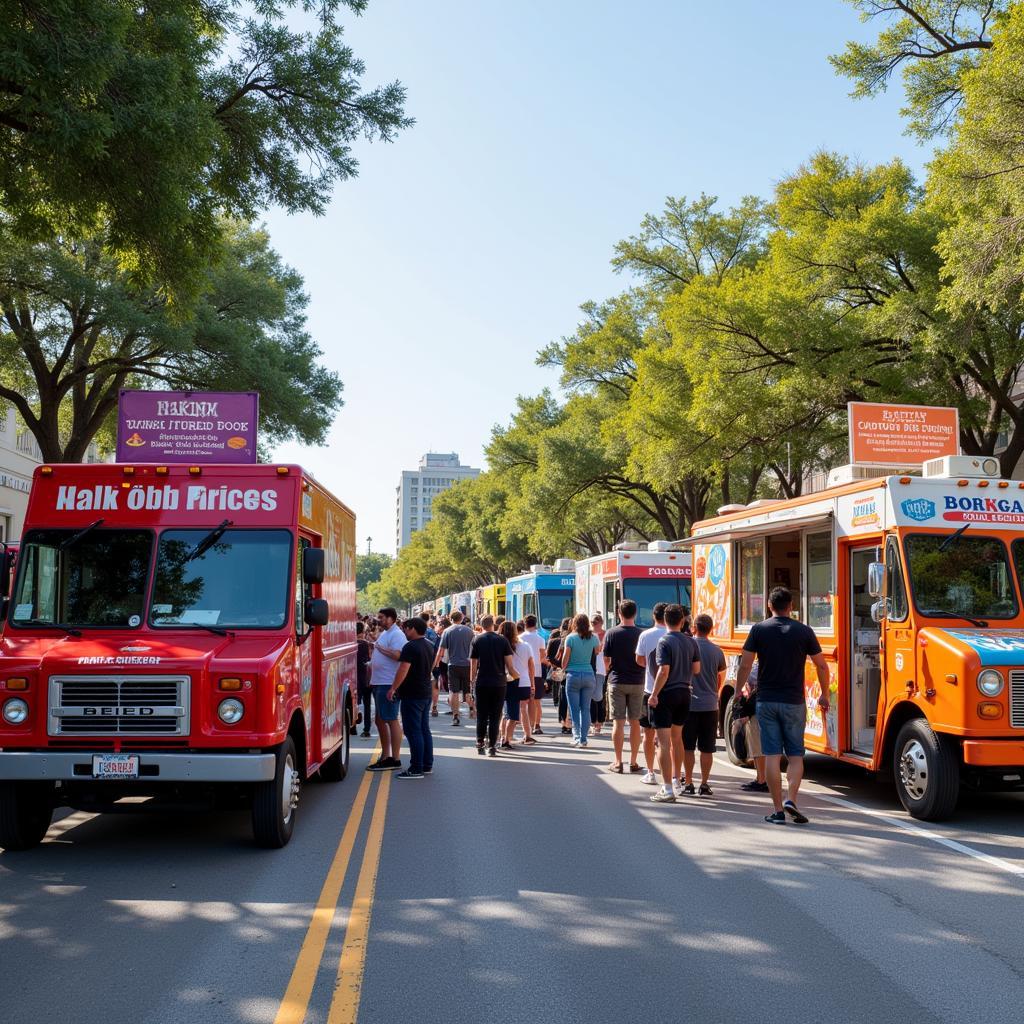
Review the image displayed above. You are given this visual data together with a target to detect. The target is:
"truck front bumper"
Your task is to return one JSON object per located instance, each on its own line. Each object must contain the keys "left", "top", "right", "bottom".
{"left": 0, "top": 751, "right": 276, "bottom": 783}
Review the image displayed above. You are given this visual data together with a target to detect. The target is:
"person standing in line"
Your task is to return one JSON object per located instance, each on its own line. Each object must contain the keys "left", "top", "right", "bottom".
{"left": 520, "top": 614, "right": 548, "bottom": 735}
{"left": 435, "top": 610, "right": 474, "bottom": 727}
{"left": 387, "top": 618, "right": 436, "bottom": 780}
{"left": 552, "top": 617, "right": 572, "bottom": 734}
{"left": 603, "top": 599, "right": 645, "bottom": 774}
{"left": 499, "top": 620, "right": 535, "bottom": 748}
{"left": 735, "top": 587, "right": 829, "bottom": 825}
{"left": 356, "top": 621, "right": 373, "bottom": 738}
{"left": 682, "top": 614, "right": 726, "bottom": 796}
{"left": 422, "top": 616, "right": 441, "bottom": 717}
{"left": 648, "top": 604, "right": 701, "bottom": 803}
{"left": 634, "top": 602, "right": 669, "bottom": 785}
{"left": 737, "top": 661, "right": 768, "bottom": 792}
{"left": 470, "top": 615, "right": 516, "bottom": 756}
{"left": 561, "top": 613, "right": 600, "bottom": 747}
{"left": 368, "top": 607, "right": 405, "bottom": 772}
{"left": 590, "top": 613, "right": 608, "bottom": 736}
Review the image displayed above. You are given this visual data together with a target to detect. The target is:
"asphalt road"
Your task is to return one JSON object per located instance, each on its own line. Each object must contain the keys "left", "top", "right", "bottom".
{"left": 4, "top": 709, "right": 1024, "bottom": 1024}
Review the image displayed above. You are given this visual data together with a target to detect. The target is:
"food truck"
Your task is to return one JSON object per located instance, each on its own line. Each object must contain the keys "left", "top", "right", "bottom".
{"left": 0, "top": 462, "right": 357, "bottom": 850}
{"left": 505, "top": 562, "right": 576, "bottom": 639}
{"left": 476, "top": 583, "right": 506, "bottom": 621}
{"left": 574, "top": 542, "right": 692, "bottom": 628}
{"left": 685, "top": 455, "right": 1024, "bottom": 821}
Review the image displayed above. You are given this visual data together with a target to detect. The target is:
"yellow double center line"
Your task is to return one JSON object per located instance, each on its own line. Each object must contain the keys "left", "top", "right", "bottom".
{"left": 274, "top": 762, "right": 393, "bottom": 1024}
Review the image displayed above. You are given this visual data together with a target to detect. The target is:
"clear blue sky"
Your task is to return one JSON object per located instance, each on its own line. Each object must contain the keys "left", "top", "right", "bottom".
{"left": 269, "top": 0, "right": 929, "bottom": 556}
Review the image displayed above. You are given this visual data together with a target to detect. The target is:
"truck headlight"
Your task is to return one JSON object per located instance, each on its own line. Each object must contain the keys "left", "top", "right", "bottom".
{"left": 217, "top": 698, "right": 244, "bottom": 724}
{"left": 977, "top": 669, "right": 1004, "bottom": 697}
{"left": 2, "top": 698, "right": 28, "bottom": 724}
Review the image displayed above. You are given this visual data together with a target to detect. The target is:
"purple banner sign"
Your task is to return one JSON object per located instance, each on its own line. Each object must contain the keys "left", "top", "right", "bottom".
{"left": 116, "top": 390, "right": 259, "bottom": 464}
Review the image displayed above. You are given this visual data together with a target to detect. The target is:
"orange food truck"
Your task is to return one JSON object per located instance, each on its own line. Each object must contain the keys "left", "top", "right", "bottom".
{"left": 685, "top": 456, "right": 1024, "bottom": 821}
{"left": 0, "top": 462, "right": 357, "bottom": 849}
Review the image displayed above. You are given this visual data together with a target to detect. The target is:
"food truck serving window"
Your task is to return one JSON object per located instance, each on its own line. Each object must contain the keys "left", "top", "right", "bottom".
{"left": 11, "top": 528, "right": 152, "bottom": 629}
{"left": 737, "top": 539, "right": 765, "bottom": 626}
{"left": 905, "top": 534, "right": 1018, "bottom": 620}
{"left": 151, "top": 529, "right": 292, "bottom": 629}
{"left": 805, "top": 531, "right": 833, "bottom": 632}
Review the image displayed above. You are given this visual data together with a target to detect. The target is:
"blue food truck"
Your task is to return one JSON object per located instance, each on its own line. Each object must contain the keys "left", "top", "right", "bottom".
{"left": 505, "top": 561, "right": 576, "bottom": 640}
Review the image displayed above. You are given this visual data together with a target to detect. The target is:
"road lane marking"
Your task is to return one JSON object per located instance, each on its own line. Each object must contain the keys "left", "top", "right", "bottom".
{"left": 273, "top": 762, "right": 377, "bottom": 1024}
{"left": 327, "top": 767, "right": 392, "bottom": 1024}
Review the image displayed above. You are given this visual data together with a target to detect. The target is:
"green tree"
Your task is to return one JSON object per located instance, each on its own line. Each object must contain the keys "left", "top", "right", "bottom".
{"left": 0, "top": 219, "right": 342, "bottom": 461}
{"left": 831, "top": 0, "right": 1003, "bottom": 139}
{"left": 356, "top": 552, "right": 393, "bottom": 592}
{"left": 0, "top": 1, "right": 411, "bottom": 291}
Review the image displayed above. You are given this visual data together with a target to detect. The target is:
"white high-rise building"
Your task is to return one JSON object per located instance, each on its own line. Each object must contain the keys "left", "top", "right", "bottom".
{"left": 395, "top": 453, "right": 480, "bottom": 551}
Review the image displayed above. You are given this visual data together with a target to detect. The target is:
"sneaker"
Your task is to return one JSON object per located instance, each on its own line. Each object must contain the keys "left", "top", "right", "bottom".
{"left": 561, "top": 726, "right": 572, "bottom": 735}
{"left": 534, "top": 726, "right": 543, "bottom": 735}
{"left": 641, "top": 770, "right": 657, "bottom": 785}
{"left": 673, "top": 781, "right": 686, "bottom": 797}
{"left": 359, "top": 731, "right": 371, "bottom": 738}
{"left": 783, "top": 799, "right": 809, "bottom": 824}
{"left": 650, "top": 788, "right": 676, "bottom": 803}
{"left": 380, "top": 758, "right": 402, "bottom": 771}
{"left": 488, "top": 746, "right": 497, "bottom": 757}
{"left": 764, "top": 811, "right": 786, "bottom": 825}
{"left": 500, "top": 741, "right": 513, "bottom": 750}
{"left": 681, "top": 782, "right": 696, "bottom": 796}
{"left": 476, "top": 745, "right": 486, "bottom": 756}
{"left": 422, "top": 767, "right": 433, "bottom": 775}
{"left": 395, "top": 769, "right": 424, "bottom": 780}
{"left": 571, "top": 739, "right": 580, "bottom": 747}
{"left": 452, "top": 716, "right": 461, "bottom": 726}
{"left": 740, "top": 780, "right": 769, "bottom": 792}
{"left": 698, "top": 783, "right": 713, "bottom": 798}
{"left": 580, "top": 741, "right": 589, "bottom": 748}
{"left": 366, "top": 758, "right": 388, "bottom": 771}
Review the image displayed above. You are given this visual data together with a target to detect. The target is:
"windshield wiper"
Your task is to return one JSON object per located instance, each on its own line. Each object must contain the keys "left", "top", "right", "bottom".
{"left": 185, "top": 519, "right": 233, "bottom": 563}
{"left": 59, "top": 519, "right": 104, "bottom": 551}
{"left": 186, "top": 623, "right": 231, "bottom": 637}
{"left": 923, "top": 609, "right": 989, "bottom": 628}
{"left": 20, "top": 618, "right": 82, "bottom": 637}
{"left": 938, "top": 523, "right": 971, "bottom": 552}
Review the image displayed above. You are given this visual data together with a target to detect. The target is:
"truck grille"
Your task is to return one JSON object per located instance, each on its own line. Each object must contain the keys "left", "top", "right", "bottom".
{"left": 1011, "top": 671, "right": 1024, "bottom": 729}
{"left": 48, "top": 676, "right": 190, "bottom": 736}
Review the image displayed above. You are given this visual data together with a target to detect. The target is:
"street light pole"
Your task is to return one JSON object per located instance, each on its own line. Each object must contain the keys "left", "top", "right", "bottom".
{"left": 366, "top": 536, "right": 372, "bottom": 555}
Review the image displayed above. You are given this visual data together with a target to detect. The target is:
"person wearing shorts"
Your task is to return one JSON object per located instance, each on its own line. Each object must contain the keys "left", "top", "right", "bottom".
{"left": 367, "top": 608, "right": 405, "bottom": 771}
{"left": 635, "top": 603, "right": 668, "bottom": 785}
{"left": 603, "top": 599, "right": 644, "bottom": 773}
{"left": 683, "top": 614, "right": 727, "bottom": 796}
{"left": 520, "top": 615, "right": 548, "bottom": 734}
{"left": 436, "top": 610, "right": 474, "bottom": 727}
{"left": 647, "top": 604, "right": 700, "bottom": 802}
{"left": 736, "top": 588, "right": 830, "bottom": 825}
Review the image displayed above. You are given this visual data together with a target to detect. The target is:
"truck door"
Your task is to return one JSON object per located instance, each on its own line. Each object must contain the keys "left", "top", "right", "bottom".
{"left": 847, "top": 545, "right": 881, "bottom": 755}
{"left": 294, "top": 533, "right": 324, "bottom": 767}
{"left": 881, "top": 534, "right": 913, "bottom": 761}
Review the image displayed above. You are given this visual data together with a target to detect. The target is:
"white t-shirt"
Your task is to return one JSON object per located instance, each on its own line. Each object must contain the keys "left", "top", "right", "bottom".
{"left": 636, "top": 624, "right": 668, "bottom": 694}
{"left": 370, "top": 623, "right": 405, "bottom": 687}
{"left": 509, "top": 640, "right": 535, "bottom": 688}
{"left": 520, "top": 630, "right": 545, "bottom": 676}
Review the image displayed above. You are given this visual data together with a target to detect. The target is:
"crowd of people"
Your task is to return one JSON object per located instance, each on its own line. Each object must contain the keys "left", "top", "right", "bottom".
{"left": 355, "top": 586, "right": 829, "bottom": 824}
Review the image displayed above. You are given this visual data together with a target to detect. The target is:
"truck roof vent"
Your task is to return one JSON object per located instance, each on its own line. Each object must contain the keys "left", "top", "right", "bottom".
{"left": 646, "top": 540, "right": 673, "bottom": 552}
{"left": 553, "top": 558, "right": 576, "bottom": 572}
{"left": 613, "top": 541, "right": 646, "bottom": 551}
{"left": 922, "top": 455, "right": 1001, "bottom": 479}
{"left": 529, "top": 564, "right": 552, "bottom": 573}
{"left": 826, "top": 463, "right": 907, "bottom": 487}
{"left": 745, "top": 498, "right": 785, "bottom": 509}
{"left": 717, "top": 503, "right": 747, "bottom": 515}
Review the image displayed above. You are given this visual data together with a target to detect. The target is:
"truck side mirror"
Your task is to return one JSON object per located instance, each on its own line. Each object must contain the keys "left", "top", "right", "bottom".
{"left": 867, "top": 562, "right": 885, "bottom": 598}
{"left": 870, "top": 598, "right": 890, "bottom": 624}
{"left": 304, "top": 597, "right": 329, "bottom": 627}
{"left": 302, "top": 547, "right": 325, "bottom": 585}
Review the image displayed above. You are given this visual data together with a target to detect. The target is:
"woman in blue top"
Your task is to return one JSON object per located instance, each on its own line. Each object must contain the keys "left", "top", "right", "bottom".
{"left": 561, "top": 613, "right": 600, "bottom": 746}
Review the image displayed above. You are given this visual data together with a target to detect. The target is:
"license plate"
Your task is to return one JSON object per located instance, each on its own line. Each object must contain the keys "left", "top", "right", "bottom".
{"left": 92, "top": 754, "right": 140, "bottom": 780}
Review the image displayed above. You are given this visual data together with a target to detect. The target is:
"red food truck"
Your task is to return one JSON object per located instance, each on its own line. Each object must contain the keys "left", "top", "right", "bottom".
{"left": 0, "top": 462, "right": 357, "bottom": 849}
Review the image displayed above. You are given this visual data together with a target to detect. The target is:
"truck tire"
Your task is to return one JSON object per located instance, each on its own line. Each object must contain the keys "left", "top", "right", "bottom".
{"left": 723, "top": 696, "right": 752, "bottom": 767}
{"left": 0, "top": 781, "right": 54, "bottom": 851}
{"left": 893, "top": 718, "right": 960, "bottom": 821}
{"left": 318, "top": 709, "right": 351, "bottom": 783}
{"left": 252, "top": 737, "right": 300, "bottom": 848}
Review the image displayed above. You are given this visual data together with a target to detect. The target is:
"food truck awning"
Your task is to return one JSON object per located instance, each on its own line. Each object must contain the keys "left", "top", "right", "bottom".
{"left": 672, "top": 510, "right": 834, "bottom": 548}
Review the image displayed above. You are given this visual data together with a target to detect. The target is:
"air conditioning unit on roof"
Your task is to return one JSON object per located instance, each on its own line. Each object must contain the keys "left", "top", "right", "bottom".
{"left": 827, "top": 464, "right": 908, "bottom": 487}
{"left": 922, "top": 455, "right": 1001, "bottom": 479}
{"left": 529, "top": 564, "right": 552, "bottom": 573}
{"left": 613, "top": 541, "right": 646, "bottom": 551}
{"left": 647, "top": 540, "right": 673, "bottom": 552}
{"left": 553, "top": 558, "right": 576, "bottom": 571}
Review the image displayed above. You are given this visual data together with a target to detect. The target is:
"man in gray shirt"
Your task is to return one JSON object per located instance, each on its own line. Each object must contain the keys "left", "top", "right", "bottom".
{"left": 435, "top": 610, "right": 475, "bottom": 726}
{"left": 684, "top": 614, "right": 727, "bottom": 796}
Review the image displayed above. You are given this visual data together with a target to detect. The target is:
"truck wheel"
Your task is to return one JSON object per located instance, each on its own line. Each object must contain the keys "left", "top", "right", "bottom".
{"left": 319, "top": 710, "right": 351, "bottom": 783}
{"left": 0, "top": 781, "right": 54, "bottom": 851}
{"left": 252, "top": 737, "right": 300, "bottom": 848}
{"left": 893, "top": 718, "right": 960, "bottom": 821}
{"left": 723, "top": 696, "right": 752, "bottom": 768}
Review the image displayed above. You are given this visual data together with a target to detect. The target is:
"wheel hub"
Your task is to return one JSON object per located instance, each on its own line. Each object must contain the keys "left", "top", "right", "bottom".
{"left": 281, "top": 753, "right": 300, "bottom": 823}
{"left": 899, "top": 739, "right": 929, "bottom": 800}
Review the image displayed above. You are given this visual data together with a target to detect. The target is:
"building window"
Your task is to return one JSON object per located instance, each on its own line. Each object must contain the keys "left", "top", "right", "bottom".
{"left": 805, "top": 531, "right": 834, "bottom": 632}
{"left": 737, "top": 539, "right": 765, "bottom": 626}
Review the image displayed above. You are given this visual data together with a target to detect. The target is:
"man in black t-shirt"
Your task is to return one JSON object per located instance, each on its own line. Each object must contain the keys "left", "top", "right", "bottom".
{"left": 603, "top": 599, "right": 645, "bottom": 774}
{"left": 470, "top": 615, "right": 516, "bottom": 755}
{"left": 388, "top": 618, "right": 436, "bottom": 779}
{"left": 736, "top": 587, "right": 830, "bottom": 825}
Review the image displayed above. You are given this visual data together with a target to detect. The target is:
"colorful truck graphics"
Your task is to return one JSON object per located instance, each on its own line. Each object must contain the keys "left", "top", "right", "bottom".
{"left": 0, "top": 463, "right": 357, "bottom": 850}
{"left": 505, "top": 569, "right": 576, "bottom": 640}
{"left": 687, "top": 472, "right": 1024, "bottom": 820}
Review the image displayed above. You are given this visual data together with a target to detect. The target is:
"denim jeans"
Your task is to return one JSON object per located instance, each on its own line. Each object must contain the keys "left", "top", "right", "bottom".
{"left": 565, "top": 670, "right": 596, "bottom": 742}
{"left": 400, "top": 698, "right": 433, "bottom": 772}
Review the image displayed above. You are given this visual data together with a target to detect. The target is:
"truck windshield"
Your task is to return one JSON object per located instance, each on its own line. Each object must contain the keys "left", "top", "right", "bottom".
{"left": 150, "top": 529, "right": 292, "bottom": 629}
{"left": 624, "top": 579, "right": 692, "bottom": 628}
{"left": 905, "top": 534, "right": 1018, "bottom": 620}
{"left": 538, "top": 591, "right": 574, "bottom": 631}
{"left": 10, "top": 529, "right": 152, "bottom": 628}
